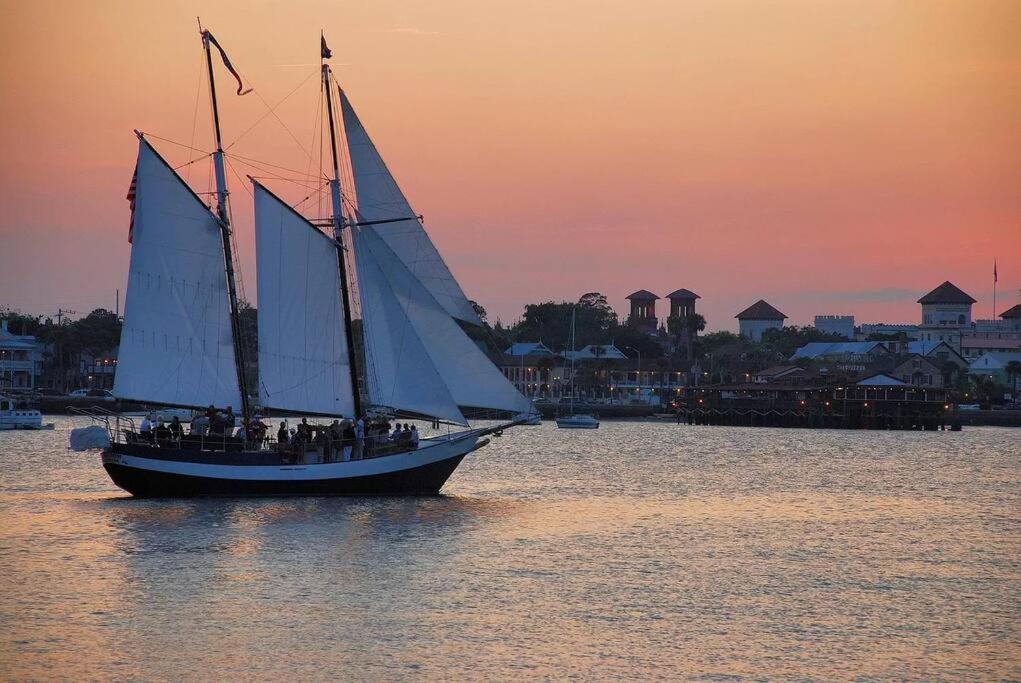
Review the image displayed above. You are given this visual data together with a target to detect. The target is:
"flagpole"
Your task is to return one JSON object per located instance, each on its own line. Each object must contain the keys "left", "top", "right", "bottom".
{"left": 201, "top": 25, "right": 252, "bottom": 427}
{"left": 321, "top": 33, "right": 362, "bottom": 418}
{"left": 993, "top": 260, "right": 997, "bottom": 319}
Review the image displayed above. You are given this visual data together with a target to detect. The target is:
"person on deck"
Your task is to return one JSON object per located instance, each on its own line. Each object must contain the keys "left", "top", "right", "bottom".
{"left": 341, "top": 420, "right": 354, "bottom": 462}
{"left": 224, "top": 407, "right": 236, "bottom": 435}
{"left": 354, "top": 417, "right": 365, "bottom": 459}
{"left": 190, "top": 413, "right": 209, "bottom": 437}
{"left": 410, "top": 424, "right": 419, "bottom": 448}
{"left": 250, "top": 417, "right": 267, "bottom": 447}
{"left": 397, "top": 424, "right": 412, "bottom": 446}
{"left": 154, "top": 417, "right": 171, "bottom": 443}
{"left": 277, "top": 421, "right": 289, "bottom": 447}
{"left": 139, "top": 414, "right": 153, "bottom": 440}
{"left": 168, "top": 416, "right": 183, "bottom": 441}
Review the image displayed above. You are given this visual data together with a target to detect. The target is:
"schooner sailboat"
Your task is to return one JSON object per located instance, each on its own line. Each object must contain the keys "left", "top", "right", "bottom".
{"left": 100, "top": 27, "right": 535, "bottom": 496}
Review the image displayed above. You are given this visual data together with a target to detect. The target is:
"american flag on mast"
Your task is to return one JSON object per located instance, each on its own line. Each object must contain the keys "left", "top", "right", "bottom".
{"left": 126, "top": 164, "right": 138, "bottom": 243}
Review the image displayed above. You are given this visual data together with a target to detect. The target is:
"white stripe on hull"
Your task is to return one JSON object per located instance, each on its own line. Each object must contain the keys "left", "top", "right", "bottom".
{"left": 102, "top": 433, "right": 480, "bottom": 481}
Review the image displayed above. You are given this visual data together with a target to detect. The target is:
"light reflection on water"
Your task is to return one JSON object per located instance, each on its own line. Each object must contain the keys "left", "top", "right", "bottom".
{"left": 0, "top": 418, "right": 1017, "bottom": 679}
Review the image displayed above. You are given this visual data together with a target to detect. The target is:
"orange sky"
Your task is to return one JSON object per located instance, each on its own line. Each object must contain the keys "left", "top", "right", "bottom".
{"left": 1, "top": 0, "right": 1018, "bottom": 330}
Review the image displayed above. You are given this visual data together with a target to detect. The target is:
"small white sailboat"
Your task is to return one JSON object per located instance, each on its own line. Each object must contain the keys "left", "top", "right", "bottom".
{"left": 96, "top": 28, "right": 533, "bottom": 496}
{"left": 556, "top": 308, "right": 600, "bottom": 429}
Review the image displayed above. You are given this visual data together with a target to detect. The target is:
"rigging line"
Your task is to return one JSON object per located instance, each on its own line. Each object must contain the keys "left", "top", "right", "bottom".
{"left": 224, "top": 67, "right": 319, "bottom": 151}
{"left": 174, "top": 154, "right": 212, "bottom": 172}
{"left": 186, "top": 51, "right": 206, "bottom": 183}
{"left": 226, "top": 61, "right": 320, "bottom": 167}
{"left": 226, "top": 160, "right": 323, "bottom": 189}
{"left": 252, "top": 82, "right": 318, "bottom": 166}
{"left": 292, "top": 181, "right": 331, "bottom": 210}
{"left": 139, "top": 131, "right": 211, "bottom": 155}
{"left": 306, "top": 78, "right": 324, "bottom": 196}
{"left": 226, "top": 151, "right": 328, "bottom": 181}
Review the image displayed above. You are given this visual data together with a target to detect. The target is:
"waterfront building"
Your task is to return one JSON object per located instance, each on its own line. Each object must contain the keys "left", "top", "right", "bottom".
{"left": 626, "top": 290, "right": 660, "bottom": 332}
{"left": 563, "top": 344, "right": 628, "bottom": 361}
{"left": 917, "top": 281, "right": 975, "bottom": 352}
{"left": 79, "top": 349, "right": 118, "bottom": 390}
{"left": 504, "top": 342, "right": 555, "bottom": 357}
{"left": 998, "top": 303, "right": 1021, "bottom": 325}
{"left": 495, "top": 353, "right": 562, "bottom": 398}
{"left": 856, "top": 373, "right": 909, "bottom": 387}
{"left": 814, "top": 315, "right": 855, "bottom": 340}
{"left": 753, "top": 365, "right": 810, "bottom": 384}
{"left": 968, "top": 352, "right": 1021, "bottom": 391}
{"left": 891, "top": 355, "right": 946, "bottom": 388}
{"left": 0, "top": 319, "right": 44, "bottom": 391}
{"left": 736, "top": 300, "right": 786, "bottom": 341}
{"left": 960, "top": 336, "right": 1021, "bottom": 359}
{"left": 666, "top": 289, "right": 700, "bottom": 320}
{"left": 791, "top": 342, "right": 890, "bottom": 362}
{"left": 905, "top": 341, "right": 968, "bottom": 371}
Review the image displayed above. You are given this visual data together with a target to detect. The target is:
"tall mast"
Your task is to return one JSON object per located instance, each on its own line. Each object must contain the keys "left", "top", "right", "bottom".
{"left": 202, "top": 27, "right": 251, "bottom": 424}
{"left": 322, "top": 43, "right": 363, "bottom": 418}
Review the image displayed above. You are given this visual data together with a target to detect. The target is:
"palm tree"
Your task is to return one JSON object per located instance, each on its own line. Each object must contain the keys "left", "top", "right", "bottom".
{"left": 667, "top": 313, "right": 706, "bottom": 366}
{"left": 1007, "top": 360, "right": 1021, "bottom": 403}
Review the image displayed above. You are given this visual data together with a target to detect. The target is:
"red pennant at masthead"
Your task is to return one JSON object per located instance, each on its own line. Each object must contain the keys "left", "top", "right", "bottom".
{"left": 203, "top": 30, "right": 252, "bottom": 96}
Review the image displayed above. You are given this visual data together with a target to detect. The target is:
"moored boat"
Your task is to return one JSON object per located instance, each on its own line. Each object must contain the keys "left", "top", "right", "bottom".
{"left": 556, "top": 307, "right": 601, "bottom": 430}
{"left": 555, "top": 414, "right": 599, "bottom": 429}
{"left": 0, "top": 395, "right": 52, "bottom": 430}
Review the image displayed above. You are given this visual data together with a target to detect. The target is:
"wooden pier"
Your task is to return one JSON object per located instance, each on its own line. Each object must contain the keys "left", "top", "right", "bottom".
{"left": 677, "top": 383, "right": 958, "bottom": 430}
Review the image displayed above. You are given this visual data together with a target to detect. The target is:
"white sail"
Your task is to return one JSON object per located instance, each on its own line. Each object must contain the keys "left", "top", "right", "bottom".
{"left": 354, "top": 226, "right": 466, "bottom": 425}
{"left": 354, "top": 224, "right": 532, "bottom": 420}
{"left": 113, "top": 138, "right": 241, "bottom": 409}
{"left": 339, "top": 89, "right": 482, "bottom": 326}
{"left": 254, "top": 183, "right": 356, "bottom": 416}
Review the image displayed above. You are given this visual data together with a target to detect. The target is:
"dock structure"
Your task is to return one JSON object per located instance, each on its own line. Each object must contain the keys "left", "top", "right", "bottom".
{"left": 678, "top": 383, "right": 958, "bottom": 430}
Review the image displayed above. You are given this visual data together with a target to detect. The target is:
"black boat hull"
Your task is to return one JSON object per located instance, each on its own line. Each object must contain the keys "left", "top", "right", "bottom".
{"left": 101, "top": 434, "right": 484, "bottom": 498}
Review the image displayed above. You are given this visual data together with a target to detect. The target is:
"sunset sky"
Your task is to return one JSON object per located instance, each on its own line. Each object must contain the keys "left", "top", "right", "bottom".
{"left": 1, "top": 0, "right": 1018, "bottom": 331}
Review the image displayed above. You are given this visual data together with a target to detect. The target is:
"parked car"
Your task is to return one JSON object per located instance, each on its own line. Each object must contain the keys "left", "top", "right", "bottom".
{"left": 68, "top": 389, "right": 116, "bottom": 402}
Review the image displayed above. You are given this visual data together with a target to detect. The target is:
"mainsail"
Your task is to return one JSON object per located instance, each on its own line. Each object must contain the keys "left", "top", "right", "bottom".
{"left": 339, "top": 89, "right": 482, "bottom": 326}
{"left": 113, "top": 138, "right": 242, "bottom": 409}
{"left": 353, "top": 223, "right": 533, "bottom": 421}
{"left": 254, "top": 182, "right": 356, "bottom": 416}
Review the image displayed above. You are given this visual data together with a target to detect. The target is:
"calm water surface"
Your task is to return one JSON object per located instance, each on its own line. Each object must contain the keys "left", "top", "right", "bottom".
{"left": 0, "top": 418, "right": 1018, "bottom": 680}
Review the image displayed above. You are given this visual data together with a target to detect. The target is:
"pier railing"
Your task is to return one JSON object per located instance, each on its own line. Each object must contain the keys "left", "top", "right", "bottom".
{"left": 677, "top": 383, "right": 957, "bottom": 430}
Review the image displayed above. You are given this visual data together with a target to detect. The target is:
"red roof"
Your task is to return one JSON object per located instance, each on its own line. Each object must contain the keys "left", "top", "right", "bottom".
{"left": 917, "top": 281, "right": 976, "bottom": 304}
{"left": 666, "top": 288, "right": 700, "bottom": 300}
{"left": 735, "top": 299, "right": 787, "bottom": 320}
{"left": 1000, "top": 303, "right": 1021, "bottom": 319}
{"left": 626, "top": 289, "right": 660, "bottom": 300}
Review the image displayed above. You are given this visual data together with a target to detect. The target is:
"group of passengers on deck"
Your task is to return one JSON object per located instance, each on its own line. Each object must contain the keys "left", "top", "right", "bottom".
{"left": 135, "top": 406, "right": 420, "bottom": 461}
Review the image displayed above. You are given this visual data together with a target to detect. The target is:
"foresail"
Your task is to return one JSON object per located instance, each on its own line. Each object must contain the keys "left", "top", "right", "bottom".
{"left": 354, "top": 224, "right": 532, "bottom": 419}
{"left": 113, "top": 138, "right": 241, "bottom": 409}
{"left": 254, "top": 183, "right": 355, "bottom": 416}
{"left": 354, "top": 225, "right": 467, "bottom": 425}
{"left": 339, "top": 89, "right": 482, "bottom": 326}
